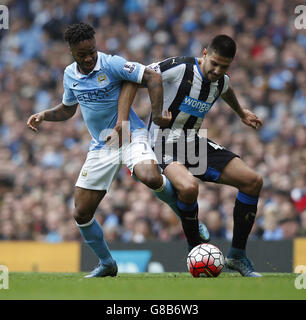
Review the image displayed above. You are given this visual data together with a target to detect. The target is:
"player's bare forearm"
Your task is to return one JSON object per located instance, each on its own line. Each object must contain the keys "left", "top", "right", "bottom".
{"left": 43, "top": 103, "right": 78, "bottom": 121}
{"left": 221, "top": 87, "right": 263, "bottom": 130}
{"left": 116, "top": 82, "right": 137, "bottom": 125}
{"left": 141, "top": 67, "right": 164, "bottom": 125}
{"left": 106, "top": 81, "right": 136, "bottom": 147}
{"left": 27, "top": 102, "right": 78, "bottom": 132}
{"left": 221, "top": 87, "right": 244, "bottom": 118}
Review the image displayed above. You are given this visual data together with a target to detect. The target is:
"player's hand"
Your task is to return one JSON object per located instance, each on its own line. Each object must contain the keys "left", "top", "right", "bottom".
{"left": 27, "top": 112, "right": 45, "bottom": 132}
{"left": 240, "top": 109, "right": 263, "bottom": 130}
{"left": 105, "top": 123, "right": 131, "bottom": 148}
{"left": 153, "top": 110, "right": 172, "bottom": 127}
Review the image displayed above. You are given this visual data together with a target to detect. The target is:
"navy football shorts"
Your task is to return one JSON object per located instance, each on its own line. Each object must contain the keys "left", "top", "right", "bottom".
{"left": 156, "top": 136, "right": 239, "bottom": 182}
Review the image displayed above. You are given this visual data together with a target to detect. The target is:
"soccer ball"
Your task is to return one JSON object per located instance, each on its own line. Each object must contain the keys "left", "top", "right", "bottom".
{"left": 187, "top": 243, "right": 224, "bottom": 278}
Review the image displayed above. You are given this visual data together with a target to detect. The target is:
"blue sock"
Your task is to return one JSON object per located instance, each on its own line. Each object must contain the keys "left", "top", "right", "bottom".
{"left": 153, "top": 175, "right": 181, "bottom": 218}
{"left": 77, "top": 217, "right": 114, "bottom": 266}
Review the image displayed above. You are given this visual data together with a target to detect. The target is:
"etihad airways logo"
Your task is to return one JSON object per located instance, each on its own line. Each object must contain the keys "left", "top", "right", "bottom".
{"left": 179, "top": 96, "right": 212, "bottom": 118}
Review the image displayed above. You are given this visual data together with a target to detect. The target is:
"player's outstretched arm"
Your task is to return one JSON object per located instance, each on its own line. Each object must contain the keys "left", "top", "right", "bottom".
{"left": 221, "top": 86, "right": 263, "bottom": 130}
{"left": 27, "top": 102, "right": 78, "bottom": 132}
{"left": 141, "top": 67, "right": 172, "bottom": 127}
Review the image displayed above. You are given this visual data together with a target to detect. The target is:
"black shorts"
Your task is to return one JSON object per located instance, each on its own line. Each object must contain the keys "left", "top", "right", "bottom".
{"left": 155, "top": 136, "right": 239, "bottom": 182}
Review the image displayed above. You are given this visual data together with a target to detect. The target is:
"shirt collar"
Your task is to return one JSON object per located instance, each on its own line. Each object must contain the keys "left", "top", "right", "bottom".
{"left": 74, "top": 51, "right": 101, "bottom": 78}
{"left": 195, "top": 57, "right": 211, "bottom": 83}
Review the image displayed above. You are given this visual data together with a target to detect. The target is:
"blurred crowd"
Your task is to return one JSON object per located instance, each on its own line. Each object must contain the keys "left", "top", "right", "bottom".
{"left": 0, "top": 0, "right": 305, "bottom": 243}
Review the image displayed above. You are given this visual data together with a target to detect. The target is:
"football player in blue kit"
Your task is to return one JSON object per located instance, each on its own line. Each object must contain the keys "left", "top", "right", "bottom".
{"left": 27, "top": 22, "right": 209, "bottom": 278}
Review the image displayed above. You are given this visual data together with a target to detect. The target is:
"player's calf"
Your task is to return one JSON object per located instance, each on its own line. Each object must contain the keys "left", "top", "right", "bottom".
{"left": 178, "top": 201, "right": 203, "bottom": 249}
{"left": 73, "top": 188, "right": 115, "bottom": 271}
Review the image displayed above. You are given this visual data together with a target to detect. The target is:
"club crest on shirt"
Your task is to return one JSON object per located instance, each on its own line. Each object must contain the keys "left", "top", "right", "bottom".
{"left": 97, "top": 72, "right": 109, "bottom": 86}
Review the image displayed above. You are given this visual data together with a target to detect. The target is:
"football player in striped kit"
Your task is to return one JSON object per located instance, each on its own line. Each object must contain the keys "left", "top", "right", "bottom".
{"left": 120, "top": 35, "right": 263, "bottom": 277}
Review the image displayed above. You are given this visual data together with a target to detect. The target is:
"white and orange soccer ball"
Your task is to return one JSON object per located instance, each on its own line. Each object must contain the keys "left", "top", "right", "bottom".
{"left": 187, "top": 243, "right": 225, "bottom": 278}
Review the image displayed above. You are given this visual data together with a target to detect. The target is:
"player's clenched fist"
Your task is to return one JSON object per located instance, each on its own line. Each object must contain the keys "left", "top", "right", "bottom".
{"left": 27, "top": 112, "right": 45, "bottom": 132}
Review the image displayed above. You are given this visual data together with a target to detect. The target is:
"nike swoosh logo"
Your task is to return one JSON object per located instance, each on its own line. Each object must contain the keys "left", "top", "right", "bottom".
{"left": 73, "top": 82, "right": 78, "bottom": 87}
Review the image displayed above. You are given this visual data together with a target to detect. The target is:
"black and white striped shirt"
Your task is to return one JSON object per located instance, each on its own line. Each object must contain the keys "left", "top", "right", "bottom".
{"left": 147, "top": 56, "right": 229, "bottom": 146}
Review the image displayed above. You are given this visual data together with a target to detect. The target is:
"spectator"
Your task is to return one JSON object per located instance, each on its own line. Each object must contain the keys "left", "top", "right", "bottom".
{"left": 0, "top": 0, "right": 305, "bottom": 243}
{"left": 205, "top": 210, "right": 226, "bottom": 239}
{"left": 262, "top": 204, "right": 283, "bottom": 240}
{"left": 131, "top": 218, "right": 152, "bottom": 243}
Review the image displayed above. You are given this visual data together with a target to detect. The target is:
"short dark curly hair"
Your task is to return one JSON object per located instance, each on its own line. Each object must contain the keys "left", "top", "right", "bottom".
{"left": 207, "top": 35, "right": 236, "bottom": 58}
{"left": 63, "top": 22, "right": 95, "bottom": 46}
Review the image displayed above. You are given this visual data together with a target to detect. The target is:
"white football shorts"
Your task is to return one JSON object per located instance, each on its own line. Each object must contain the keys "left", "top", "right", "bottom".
{"left": 75, "top": 134, "right": 157, "bottom": 191}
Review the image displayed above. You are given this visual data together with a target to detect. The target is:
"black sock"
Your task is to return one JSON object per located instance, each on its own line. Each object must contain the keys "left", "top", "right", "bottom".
{"left": 177, "top": 200, "right": 202, "bottom": 248}
{"left": 232, "top": 192, "right": 258, "bottom": 250}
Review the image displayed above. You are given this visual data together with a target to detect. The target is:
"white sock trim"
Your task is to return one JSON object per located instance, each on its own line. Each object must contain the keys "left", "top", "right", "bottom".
{"left": 75, "top": 215, "right": 95, "bottom": 227}
{"left": 153, "top": 174, "right": 166, "bottom": 192}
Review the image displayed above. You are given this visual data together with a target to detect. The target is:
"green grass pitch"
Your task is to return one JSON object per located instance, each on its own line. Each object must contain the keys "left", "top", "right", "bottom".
{"left": 0, "top": 272, "right": 305, "bottom": 300}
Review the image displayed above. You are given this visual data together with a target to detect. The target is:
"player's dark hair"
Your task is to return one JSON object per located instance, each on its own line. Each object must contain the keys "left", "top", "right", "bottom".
{"left": 207, "top": 35, "right": 236, "bottom": 58}
{"left": 63, "top": 22, "right": 95, "bottom": 46}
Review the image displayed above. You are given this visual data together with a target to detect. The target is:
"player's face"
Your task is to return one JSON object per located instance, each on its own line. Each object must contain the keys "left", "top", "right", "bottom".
{"left": 201, "top": 49, "right": 232, "bottom": 82}
{"left": 70, "top": 38, "right": 97, "bottom": 75}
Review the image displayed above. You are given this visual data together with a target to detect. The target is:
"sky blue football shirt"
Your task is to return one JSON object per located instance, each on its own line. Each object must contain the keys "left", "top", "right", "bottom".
{"left": 62, "top": 51, "right": 146, "bottom": 150}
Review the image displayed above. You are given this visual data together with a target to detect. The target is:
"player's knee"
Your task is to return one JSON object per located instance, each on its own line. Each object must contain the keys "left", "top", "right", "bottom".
{"left": 177, "top": 180, "right": 198, "bottom": 202}
{"left": 253, "top": 173, "right": 263, "bottom": 194}
{"left": 241, "top": 172, "right": 263, "bottom": 196}
{"left": 73, "top": 205, "right": 94, "bottom": 225}
{"left": 138, "top": 170, "right": 163, "bottom": 190}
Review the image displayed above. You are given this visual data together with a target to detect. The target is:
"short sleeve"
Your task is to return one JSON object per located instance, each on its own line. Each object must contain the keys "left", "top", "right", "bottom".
{"left": 221, "top": 74, "right": 230, "bottom": 95}
{"left": 106, "top": 55, "right": 145, "bottom": 84}
{"left": 147, "top": 62, "right": 161, "bottom": 74}
{"left": 62, "top": 72, "right": 78, "bottom": 106}
{"left": 147, "top": 60, "right": 182, "bottom": 83}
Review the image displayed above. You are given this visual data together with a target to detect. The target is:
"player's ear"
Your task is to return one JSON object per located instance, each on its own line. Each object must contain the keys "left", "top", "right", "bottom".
{"left": 67, "top": 44, "right": 73, "bottom": 55}
{"left": 69, "top": 43, "right": 77, "bottom": 56}
{"left": 202, "top": 48, "right": 208, "bottom": 58}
